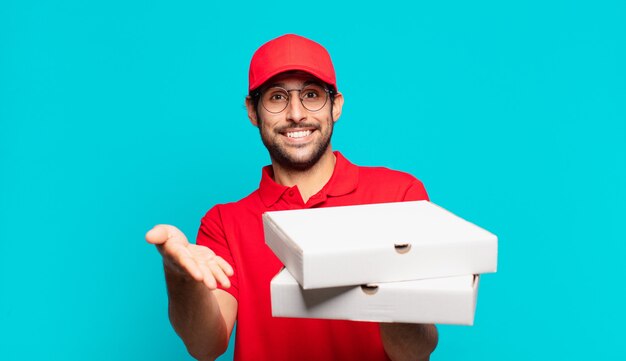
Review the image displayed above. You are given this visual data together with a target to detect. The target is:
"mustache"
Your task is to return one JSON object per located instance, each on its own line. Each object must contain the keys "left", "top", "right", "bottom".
{"left": 275, "top": 123, "right": 320, "bottom": 132}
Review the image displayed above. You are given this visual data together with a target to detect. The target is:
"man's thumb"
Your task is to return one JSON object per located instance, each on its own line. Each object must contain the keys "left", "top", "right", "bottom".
{"left": 145, "top": 224, "right": 171, "bottom": 245}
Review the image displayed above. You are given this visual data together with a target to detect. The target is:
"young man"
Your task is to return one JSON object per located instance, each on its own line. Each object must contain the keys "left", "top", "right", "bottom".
{"left": 146, "top": 34, "right": 438, "bottom": 361}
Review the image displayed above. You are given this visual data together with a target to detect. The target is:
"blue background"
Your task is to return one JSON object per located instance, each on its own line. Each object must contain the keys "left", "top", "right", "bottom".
{"left": 1, "top": 0, "right": 624, "bottom": 360}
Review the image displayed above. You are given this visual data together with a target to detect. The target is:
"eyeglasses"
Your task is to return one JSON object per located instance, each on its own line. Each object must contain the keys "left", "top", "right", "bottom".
{"left": 258, "top": 83, "right": 332, "bottom": 114}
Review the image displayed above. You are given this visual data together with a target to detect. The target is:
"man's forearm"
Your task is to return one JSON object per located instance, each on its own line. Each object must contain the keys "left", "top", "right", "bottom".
{"left": 380, "top": 323, "right": 438, "bottom": 361}
{"left": 165, "top": 268, "right": 229, "bottom": 361}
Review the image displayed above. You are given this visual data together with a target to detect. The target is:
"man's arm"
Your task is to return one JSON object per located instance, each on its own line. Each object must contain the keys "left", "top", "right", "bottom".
{"left": 380, "top": 323, "right": 438, "bottom": 361}
{"left": 147, "top": 225, "right": 237, "bottom": 361}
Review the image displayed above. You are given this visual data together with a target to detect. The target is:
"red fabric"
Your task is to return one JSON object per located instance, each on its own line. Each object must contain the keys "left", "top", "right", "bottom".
{"left": 248, "top": 34, "right": 337, "bottom": 92}
{"left": 197, "top": 152, "right": 429, "bottom": 361}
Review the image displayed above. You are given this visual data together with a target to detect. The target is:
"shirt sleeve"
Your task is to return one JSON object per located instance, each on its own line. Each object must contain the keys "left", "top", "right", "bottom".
{"left": 196, "top": 205, "right": 239, "bottom": 301}
{"left": 402, "top": 178, "right": 430, "bottom": 202}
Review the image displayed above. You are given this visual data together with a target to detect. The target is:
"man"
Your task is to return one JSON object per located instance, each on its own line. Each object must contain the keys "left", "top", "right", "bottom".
{"left": 146, "top": 34, "right": 438, "bottom": 361}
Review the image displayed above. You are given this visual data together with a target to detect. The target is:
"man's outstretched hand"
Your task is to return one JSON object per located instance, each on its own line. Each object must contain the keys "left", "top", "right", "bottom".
{"left": 146, "top": 225, "right": 234, "bottom": 290}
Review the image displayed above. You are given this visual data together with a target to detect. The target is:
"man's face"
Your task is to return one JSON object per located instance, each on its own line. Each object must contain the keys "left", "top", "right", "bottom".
{"left": 249, "top": 72, "right": 342, "bottom": 171}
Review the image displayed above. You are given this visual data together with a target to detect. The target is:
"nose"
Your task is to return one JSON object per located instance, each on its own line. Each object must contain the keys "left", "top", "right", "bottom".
{"left": 285, "top": 90, "right": 306, "bottom": 123}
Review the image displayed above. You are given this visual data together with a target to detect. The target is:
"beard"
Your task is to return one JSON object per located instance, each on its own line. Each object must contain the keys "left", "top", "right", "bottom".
{"left": 258, "top": 117, "right": 334, "bottom": 172}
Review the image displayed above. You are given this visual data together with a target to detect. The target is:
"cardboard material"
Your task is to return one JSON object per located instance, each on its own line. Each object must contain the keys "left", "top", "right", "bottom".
{"left": 271, "top": 268, "right": 480, "bottom": 325}
{"left": 263, "top": 200, "right": 497, "bottom": 289}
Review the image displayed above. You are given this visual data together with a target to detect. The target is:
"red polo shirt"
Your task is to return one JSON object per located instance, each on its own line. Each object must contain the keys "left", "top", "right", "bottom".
{"left": 197, "top": 151, "right": 429, "bottom": 361}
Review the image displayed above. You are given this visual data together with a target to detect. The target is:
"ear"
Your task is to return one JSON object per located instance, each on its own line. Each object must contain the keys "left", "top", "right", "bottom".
{"left": 245, "top": 96, "right": 259, "bottom": 127}
{"left": 331, "top": 92, "right": 344, "bottom": 123}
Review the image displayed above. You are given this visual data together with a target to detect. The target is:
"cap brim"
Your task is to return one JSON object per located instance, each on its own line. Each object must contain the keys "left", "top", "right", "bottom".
{"left": 249, "top": 65, "right": 336, "bottom": 93}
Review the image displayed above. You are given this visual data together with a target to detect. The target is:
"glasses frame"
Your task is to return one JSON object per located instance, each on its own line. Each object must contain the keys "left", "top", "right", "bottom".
{"left": 255, "top": 84, "right": 334, "bottom": 114}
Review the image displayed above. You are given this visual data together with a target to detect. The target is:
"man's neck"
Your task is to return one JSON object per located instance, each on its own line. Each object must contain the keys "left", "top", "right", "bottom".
{"left": 271, "top": 148, "right": 336, "bottom": 204}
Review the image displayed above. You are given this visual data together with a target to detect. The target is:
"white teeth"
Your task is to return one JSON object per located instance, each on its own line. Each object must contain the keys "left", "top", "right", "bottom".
{"left": 286, "top": 130, "right": 312, "bottom": 138}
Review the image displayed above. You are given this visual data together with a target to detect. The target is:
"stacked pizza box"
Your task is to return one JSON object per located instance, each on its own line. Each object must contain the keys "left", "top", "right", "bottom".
{"left": 263, "top": 201, "right": 498, "bottom": 325}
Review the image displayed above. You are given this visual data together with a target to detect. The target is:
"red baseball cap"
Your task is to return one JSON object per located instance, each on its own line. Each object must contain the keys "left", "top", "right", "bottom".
{"left": 248, "top": 34, "right": 337, "bottom": 93}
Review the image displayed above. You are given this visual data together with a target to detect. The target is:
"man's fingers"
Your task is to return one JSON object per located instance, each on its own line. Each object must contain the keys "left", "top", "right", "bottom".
{"left": 208, "top": 262, "right": 231, "bottom": 288}
{"left": 147, "top": 227, "right": 232, "bottom": 290}
{"left": 176, "top": 253, "right": 204, "bottom": 282}
{"left": 216, "top": 257, "right": 234, "bottom": 277}
{"left": 200, "top": 264, "right": 218, "bottom": 290}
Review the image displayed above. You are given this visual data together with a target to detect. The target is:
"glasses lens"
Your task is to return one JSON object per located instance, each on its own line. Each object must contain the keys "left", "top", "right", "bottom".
{"left": 261, "top": 87, "right": 290, "bottom": 113}
{"left": 300, "top": 84, "right": 328, "bottom": 111}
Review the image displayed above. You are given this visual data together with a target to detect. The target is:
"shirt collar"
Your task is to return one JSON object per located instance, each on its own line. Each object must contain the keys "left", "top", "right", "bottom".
{"left": 258, "top": 151, "right": 359, "bottom": 208}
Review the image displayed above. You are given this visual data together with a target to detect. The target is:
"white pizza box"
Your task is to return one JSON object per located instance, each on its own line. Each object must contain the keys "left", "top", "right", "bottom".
{"left": 263, "top": 200, "right": 497, "bottom": 289}
{"left": 271, "top": 268, "right": 480, "bottom": 325}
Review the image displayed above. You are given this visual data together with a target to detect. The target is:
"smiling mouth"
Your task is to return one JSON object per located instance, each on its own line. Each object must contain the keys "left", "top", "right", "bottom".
{"left": 285, "top": 130, "right": 313, "bottom": 139}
